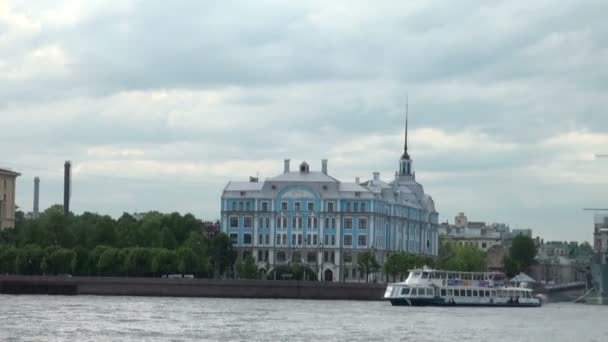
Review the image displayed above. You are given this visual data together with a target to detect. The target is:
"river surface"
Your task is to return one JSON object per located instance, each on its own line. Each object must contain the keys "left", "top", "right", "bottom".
{"left": 1, "top": 295, "right": 607, "bottom": 341}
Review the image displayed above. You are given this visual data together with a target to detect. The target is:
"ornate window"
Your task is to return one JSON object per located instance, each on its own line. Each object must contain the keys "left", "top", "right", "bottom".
{"left": 344, "top": 235, "right": 352, "bottom": 246}
{"left": 358, "top": 218, "right": 367, "bottom": 230}
{"left": 344, "top": 217, "right": 353, "bottom": 230}
{"left": 358, "top": 235, "right": 367, "bottom": 247}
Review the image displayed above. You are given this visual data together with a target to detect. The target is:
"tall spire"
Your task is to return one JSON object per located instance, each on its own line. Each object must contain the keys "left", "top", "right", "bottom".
{"left": 401, "top": 94, "right": 410, "bottom": 160}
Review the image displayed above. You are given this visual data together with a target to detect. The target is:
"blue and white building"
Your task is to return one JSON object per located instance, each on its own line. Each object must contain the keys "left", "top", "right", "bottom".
{"left": 221, "top": 125, "right": 439, "bottom": 282}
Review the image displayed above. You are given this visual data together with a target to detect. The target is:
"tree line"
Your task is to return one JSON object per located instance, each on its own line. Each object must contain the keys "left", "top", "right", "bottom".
{"left": 0, "top": 205, "right": 539, "bottom": 280}
{"left": 0, "top": 205, "right": 236, "bottom": 278}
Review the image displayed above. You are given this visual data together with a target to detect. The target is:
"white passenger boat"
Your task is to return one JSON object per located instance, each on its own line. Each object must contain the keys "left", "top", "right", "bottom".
{"left": 383, "top": 268, "right": 541, "bottom": 307}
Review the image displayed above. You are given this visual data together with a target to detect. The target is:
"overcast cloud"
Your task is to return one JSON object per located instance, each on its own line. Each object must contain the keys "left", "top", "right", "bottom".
{"left": 1, "top": 0, "right": 607, "bottom": 242}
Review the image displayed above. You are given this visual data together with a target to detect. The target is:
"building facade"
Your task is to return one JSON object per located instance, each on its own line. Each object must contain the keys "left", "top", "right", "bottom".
{"left": 220, "top": 133, "right": 439, "bottom": 282}
{"left": 0, "top": 168, "right": 21, "bottom": 229}
{"left": 594, "top": 214, "right": 608, "bottom": 253}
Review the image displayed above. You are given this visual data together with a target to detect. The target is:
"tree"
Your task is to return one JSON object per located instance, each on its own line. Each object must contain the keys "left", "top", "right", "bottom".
{"left": 383, "top": 253, "right": 400, "bottom": 282}
{"left": 97, "top": 247, "right": 121, "bottom": 276}
{"left": 177, "top": 247, "right": 199, "bottom": 276}
{"left": 235, "top": 256, "right": 258, "bottom": 279}
{"left": 49, "top": 248, "right": 76, "bottom": 275}
{"left": 209, "top": 233, "right": 237, "bottom": 278}
{"left": 15, "top": 245, "right": 44, "bottom": 275}
{"left": 123, "top": 247, "right": 154, "bottom": 277}
{"left": 357, "top": 250, "right": 380, "bottom": 282}
{"left": 0, "top": 246, "right": 17, "bottom": 274}
{"left": 160, "top": 227, "right": 178, "bottom": 250}
{"left": 504, "top": 256, "right": 519, "bottom": 278}
{"left": 510, "top": 235, "right": 537, "bottom": 270}
{"left": 151, "top": 249, "right": 178, "bottom": 276}
{"left": 441, "top": 244, "right": 486, "bottom": 272}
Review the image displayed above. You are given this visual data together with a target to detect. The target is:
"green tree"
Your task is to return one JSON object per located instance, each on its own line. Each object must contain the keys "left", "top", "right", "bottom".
{"left": 72, "top": 246, "right": 90, "bottom": 276}
{"left": 15, "top": 245, "right": 44, "bottom": 275}
{"left": 160, "top": 227, "right": 178, "bottom": 250}
{"left": 441, "top": 244, "right": 486, "bottom": 272}
{"left": 235, "top": 256, "right": 258, "bottom": 279}
{"left": 383, "top": 253, "right": 400, "bottom": 282}
{"left": 504, "top": 256, "right": 519, "bottom": 278}
{"left": 0, "top": 246, "right": 18, "bottom": 274}
{"left": 177, "top": 247, "right": 199, "bottom": 276}
{"left": 151, "top": 249, "right": 178, "bottom": 276}
{"left": 510, "top": 235, "right": 537, "bottom": 270}
{"left": 97, "top": 247, "right": 121, "bottom": 276}
{"left": 357, "top": 250, "right": 380, "bottom": 282}
{"left": 49, "top": 248, "right": 76, "bottom": 275}
{"left": 209, "top": 233, "right": 237, "bottom": 278}
{"left": 123, "top": 247, "right": 154, "bottom": 277}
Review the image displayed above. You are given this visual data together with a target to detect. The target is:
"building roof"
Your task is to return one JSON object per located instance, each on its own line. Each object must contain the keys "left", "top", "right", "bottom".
{"left": 268, "top": 171, "right": 339, "bottom": 183}
{"left": 0, "top": 168, "right": 20, "bottom": 177}
{"left": 338, "top": 182, "right": 370, "bottom": 192}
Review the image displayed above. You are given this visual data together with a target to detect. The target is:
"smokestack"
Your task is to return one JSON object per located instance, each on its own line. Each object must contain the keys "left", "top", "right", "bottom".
{"left": 283, "top": 159, "right": 290, "bottom": 173}
{"left": 64, "top": 161, "right": 71, "bottom": 216}
{"left": 355, "top": 176, "right": 360, "bottom": 184}
{"left": 373, "top": 172, "right": 380, "bottom": 182}
{"left": 33, "top": 177, "right": 40, "bottom": 218}
{"left": 321, "top": 159, "right": 328, "bottom": 174}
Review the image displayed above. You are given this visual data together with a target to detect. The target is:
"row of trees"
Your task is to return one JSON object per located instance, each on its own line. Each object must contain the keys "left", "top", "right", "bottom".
{"left": 382, "top": 244, "right": 484, "bottom": 282}
{"left": 0, "top": 205, "right": 540, "bottom": 280}
{"left": 0, "top": 206, "right": 237, "bottom": 278}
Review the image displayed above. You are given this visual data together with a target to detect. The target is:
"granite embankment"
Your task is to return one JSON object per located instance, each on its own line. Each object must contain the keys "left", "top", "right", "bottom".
{"left": 0, "top": 275, "right": 385, "bottom": 300}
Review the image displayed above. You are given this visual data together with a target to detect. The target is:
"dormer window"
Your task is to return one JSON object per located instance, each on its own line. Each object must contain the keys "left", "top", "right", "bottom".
{"left": 299, "top": 161, "right": 309, "bottom": 173}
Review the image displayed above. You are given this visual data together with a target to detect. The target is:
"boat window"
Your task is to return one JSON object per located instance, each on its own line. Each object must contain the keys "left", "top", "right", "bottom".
{"left": 422, "top": 272, "right": 429, "bottom": 279}
{"left": 460, "top": 289, "right": 465, "bottom": 296}
{"left": 400, "top": 288, "right": 410, "bottom": 295}
{"left": 447, "top": 289, "right": 452, "bottom": 296}
{"left": 411, "top": 288, "right": 417, "bottom": 295}
{"left": 479, "top": 290, "right": 485, "bottom": 297}
{"left": 485, "top": 290, "right": 490, "bottom": 297}
{"left": 441, "top": 289, "right": 446, "bottom": 296}
{"left": 426, "top": 288, "right": 433, "bottom": 296}
{"left": 491, "top": 291, "right": 496, "bottom": 297}
{"left": 413, "top": 272, "right": 421, "bottom": 277}
{"left": 466, "top": 290, "right": 472, "bottom": 297}
{"left": 473, "top": 290, "right": 478, "bottom": 297}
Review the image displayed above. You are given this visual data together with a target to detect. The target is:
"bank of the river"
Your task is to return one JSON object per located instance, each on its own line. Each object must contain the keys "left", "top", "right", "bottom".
{"left": 0, "top": 275, "right": 385, "bottom": 300}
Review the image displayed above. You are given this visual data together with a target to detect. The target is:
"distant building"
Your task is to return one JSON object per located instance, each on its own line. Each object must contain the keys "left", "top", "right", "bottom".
{"left": 0, "top": 168, "right": 21, "bottom": 229}
{"left": 447, "top": 236, "right": 502, "bottom": 252}
{"left": 594, "top": 214, "right": 608, "bottom": 253}
{"left": 439, "top": 212, "right": 509, "bottom": 252}
{"left": 220, "top": 126, "right": 439, "bottom": 282}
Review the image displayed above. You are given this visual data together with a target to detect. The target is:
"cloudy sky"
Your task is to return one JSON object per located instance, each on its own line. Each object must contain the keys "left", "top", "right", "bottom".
{"left": 1, "top": 0, "right": 607, "bottom": 242}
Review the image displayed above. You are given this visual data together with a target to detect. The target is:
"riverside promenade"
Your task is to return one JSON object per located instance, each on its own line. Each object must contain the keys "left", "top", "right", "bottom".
{"left": 0, "top": 275, "right": 385, "bottom": 300}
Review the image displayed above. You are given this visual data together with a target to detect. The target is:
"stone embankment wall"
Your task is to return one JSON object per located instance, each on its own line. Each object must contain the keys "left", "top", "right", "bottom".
{"left": 0, "top": 276, "right": 386, "bottom": 300}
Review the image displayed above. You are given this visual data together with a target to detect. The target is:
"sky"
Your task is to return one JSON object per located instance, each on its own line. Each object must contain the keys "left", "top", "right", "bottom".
{"left": 1, "top": 0, "right": 607, "bottom": 242}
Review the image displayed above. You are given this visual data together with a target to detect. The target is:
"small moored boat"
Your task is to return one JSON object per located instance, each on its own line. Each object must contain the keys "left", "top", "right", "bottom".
{"left": 383, "top": 268, "right": 541, "bottom": 307}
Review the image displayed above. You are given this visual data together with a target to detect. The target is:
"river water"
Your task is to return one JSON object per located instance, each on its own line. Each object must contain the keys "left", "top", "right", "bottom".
{"left": 0, "top": 295, "right": 607, "bottom": 341}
